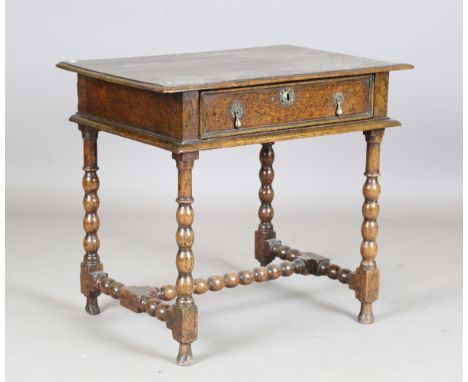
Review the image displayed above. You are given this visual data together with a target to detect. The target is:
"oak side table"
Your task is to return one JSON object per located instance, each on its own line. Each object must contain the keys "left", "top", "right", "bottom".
{"left": 57, "top": 45, "right": 412, "bottom": 366}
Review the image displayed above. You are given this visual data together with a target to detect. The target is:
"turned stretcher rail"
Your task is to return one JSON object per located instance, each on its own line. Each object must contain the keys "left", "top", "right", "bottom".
{"left": 267, "top": 239, "right": 353, "bottom": 285}
{"left": 93, "top": 275, "right": 172, "bottom": 321}
{"left": 89, "top": 258, "right": 309, "bottom": 322}
{"left": 88, "top": 244, "right": 355, "bottom": 324}
{"left": 192, "top": 258, "right": 306, "bottom": 294}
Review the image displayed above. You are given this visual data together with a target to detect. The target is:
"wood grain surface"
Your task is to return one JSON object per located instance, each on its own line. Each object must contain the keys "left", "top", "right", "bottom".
{"left": 201, "top": 75, "right": 373, "bottom": 138}
{"left": 57, "top": 45, "right": 412, "bottom": 93}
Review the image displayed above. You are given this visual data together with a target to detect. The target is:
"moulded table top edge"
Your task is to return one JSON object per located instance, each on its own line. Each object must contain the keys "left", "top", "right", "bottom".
{"left": 70, "top": 112, "right": 402, "bottom": 153}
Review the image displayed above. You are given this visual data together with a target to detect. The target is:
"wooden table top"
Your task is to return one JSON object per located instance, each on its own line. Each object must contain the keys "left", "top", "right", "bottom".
{"left": 57, "top": 45, "right": 412, "bottom": 93}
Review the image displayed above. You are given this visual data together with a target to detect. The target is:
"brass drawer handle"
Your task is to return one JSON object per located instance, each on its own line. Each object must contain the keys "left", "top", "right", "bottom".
{"left": 334, "top": 92, "right": 345, "bottom": 116}
{"left": 230, "top": 102, "right": 244, "bottom": 129}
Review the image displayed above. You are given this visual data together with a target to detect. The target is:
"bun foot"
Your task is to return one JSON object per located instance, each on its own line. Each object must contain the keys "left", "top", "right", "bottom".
{"left": 176, "top": 344, "right": 194, "bottom": 366}
{"left": 358, "top": 302, "right": 374, "bottom": 324}
{"left": 85, "top": 296, "right": 101, "bottom": 315}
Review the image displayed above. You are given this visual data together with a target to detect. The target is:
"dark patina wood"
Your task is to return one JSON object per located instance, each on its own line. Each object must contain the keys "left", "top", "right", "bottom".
{"left": 58, "top": 45, "right": 412, "bottom": 366}
{"left": 80, "top": 126, "right": 106, "bottom": 315}
{"left": 78, "top": 76, "right": 199, "bottom": 142}
{"left": 200, "top": 75, "right": 374, "bottom": 138}
{"left": 58, "top": 45, "right": 412, "bottom": 153}
{"left": 348, "top": 129, "right": 384, "bottom": 324}
{"left": 255, "top": 143, "right": 277, "bottom": 266}
{"left": 57, "top": 45, "right": 411, "bottom": 93}
{"left": 169, "top": 152, "right": 199, "bottom": 366}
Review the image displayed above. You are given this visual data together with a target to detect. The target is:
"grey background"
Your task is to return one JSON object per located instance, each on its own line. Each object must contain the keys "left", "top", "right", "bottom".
{"left": 6, "top": 0, "right": 462, "bottom": 381}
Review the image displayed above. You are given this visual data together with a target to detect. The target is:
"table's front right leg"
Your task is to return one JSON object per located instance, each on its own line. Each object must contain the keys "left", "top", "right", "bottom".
{"left": 80, "top": 126, "right": 104, "bottom": 315}
{"left": 352, "top": 129, "right": 384, "bottom": 324}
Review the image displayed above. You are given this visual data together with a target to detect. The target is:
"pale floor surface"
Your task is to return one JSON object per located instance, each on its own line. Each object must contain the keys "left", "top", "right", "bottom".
{"left": 6, "top": 208, "right": 462, "bottom": 382}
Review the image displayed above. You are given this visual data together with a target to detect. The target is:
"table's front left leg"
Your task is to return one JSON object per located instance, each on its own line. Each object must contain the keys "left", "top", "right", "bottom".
{"left": 80, "top": 126, "right": 104, "bottom": 315}
{"left": 170, "top": 152, "right": 199, "bottom": 366}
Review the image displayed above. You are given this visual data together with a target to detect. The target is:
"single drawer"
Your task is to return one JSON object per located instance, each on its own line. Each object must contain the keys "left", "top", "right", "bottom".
{"left": 200, "top": 75, "right": 374, "bottom": 138}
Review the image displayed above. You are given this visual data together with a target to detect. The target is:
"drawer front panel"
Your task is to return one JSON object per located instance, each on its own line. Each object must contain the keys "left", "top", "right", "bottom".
{"left": 200, "top": 75, "right": 374, "bottom": 138}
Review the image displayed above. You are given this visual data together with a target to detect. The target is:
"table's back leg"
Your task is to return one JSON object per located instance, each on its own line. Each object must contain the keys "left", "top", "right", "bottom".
{"left": 353, "top": 129, "right": 384, "bottom": 324}
{"left": 79, "top": 126, "right": 104, "bottom": 315}
{"left": 255, "top": 143, "right": 277, "bottom": 265}
{"left": 170, "top": 152, "right": 199, "bottom": 366}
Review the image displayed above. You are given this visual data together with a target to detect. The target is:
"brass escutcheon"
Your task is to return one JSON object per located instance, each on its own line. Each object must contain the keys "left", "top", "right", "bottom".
{"left": 279, "top": 88, "right": 295, "bottom": 106}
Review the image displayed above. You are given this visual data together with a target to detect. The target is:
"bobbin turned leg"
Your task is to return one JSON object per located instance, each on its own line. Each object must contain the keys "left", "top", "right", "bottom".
{"left": 79, "top": 126, "right": 104, "bottom": 315}
{"left": 169, "top": 152, "right": 199, "bottom": 366}
{"left": 255, "top": 143, "right": 277, "bottom": 265}
{"left": 352, "top": 129, "right": 384, "bottom": 324}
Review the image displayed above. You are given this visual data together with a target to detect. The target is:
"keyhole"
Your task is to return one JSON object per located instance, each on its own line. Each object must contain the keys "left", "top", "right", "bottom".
{"left": 280, "top": 88, "right": 295, "bottom": 106}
